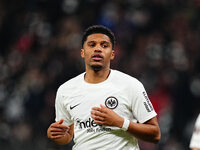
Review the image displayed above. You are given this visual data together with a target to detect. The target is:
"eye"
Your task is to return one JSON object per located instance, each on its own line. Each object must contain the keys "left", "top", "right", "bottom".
{"left": 102, "top": 44, "right": 108, "bottom": 48}
{"left": 101, "top": 42, "right": 109, "bottom": 48}
{"left": 88, "top": 42, "right": 96, "bottom": 47}
{"left": 90, "top": 44, "right": 95, "bottom": 47}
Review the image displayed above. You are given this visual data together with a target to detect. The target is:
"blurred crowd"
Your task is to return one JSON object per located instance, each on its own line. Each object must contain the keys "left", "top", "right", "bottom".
{"left": 0, "top": 0, "right": 200, "bottom": 149}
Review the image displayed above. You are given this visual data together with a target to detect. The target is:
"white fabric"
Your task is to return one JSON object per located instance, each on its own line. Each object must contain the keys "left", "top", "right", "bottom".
{"left": 55, "top": 69, "right": 157, "bottom": 150}
{"left": 122, "top": 118, "right": 130, "bottom": 131}
{"left": 190, "top": 114, "right": 200, "bottom": 149}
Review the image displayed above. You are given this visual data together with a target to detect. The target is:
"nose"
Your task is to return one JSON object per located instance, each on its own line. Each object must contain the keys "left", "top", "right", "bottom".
{"left": 94, "top": 44, "right": 102, "bottom": 52}
{"left": 94, "top": 49, "right": 102, "bottom": 53}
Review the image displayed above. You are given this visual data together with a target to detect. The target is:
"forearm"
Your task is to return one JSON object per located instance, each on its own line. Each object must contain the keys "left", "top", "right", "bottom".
{"left": 109, "top": 115, "right": 160, "bottom": 143}
{"left": 115, "top": 116, "right": 160, "bottom": 143}
{"left": 127, "top": 121, "right": 161, "bottom": 143}
{"left": 91, "top": 105, "right": 161, "bottom": 143}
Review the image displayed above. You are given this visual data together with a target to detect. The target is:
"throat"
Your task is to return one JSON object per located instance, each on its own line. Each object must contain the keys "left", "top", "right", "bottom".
{"left": 84, "top": 69, "right": 111, "bottom": 84}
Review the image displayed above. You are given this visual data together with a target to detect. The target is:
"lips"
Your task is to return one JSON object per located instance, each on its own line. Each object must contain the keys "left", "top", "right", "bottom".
{"left": 91, "top": 54, "right": 103, "bottom": 61}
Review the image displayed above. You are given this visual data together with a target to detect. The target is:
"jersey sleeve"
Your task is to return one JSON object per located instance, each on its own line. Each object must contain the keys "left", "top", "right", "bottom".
{"left": 55, "top": 88, "right": 73, "bottom": 126}
{"left": 131, "top": 81, "right": 157, "bottom": 123}
{"left": 190, "top": 114, "right": 200, "bottom": 149}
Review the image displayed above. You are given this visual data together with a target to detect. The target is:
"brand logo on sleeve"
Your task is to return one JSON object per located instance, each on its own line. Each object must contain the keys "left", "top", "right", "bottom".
{"left": 142, "top": 92, "right": 154, "bottom": 112}
{"left": 105, "top": 96, "right": 118, "bottom": 109}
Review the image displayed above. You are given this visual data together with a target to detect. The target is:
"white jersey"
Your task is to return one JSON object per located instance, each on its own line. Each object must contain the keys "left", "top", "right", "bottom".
{"left": 190, "top": 114, "right": 200, "bottom": 149}
{"left": 55, "top": 69, "right": 157, "bottom": 150}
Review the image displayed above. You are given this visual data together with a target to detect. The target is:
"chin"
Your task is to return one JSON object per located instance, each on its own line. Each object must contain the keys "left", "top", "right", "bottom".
{"left": 91, "top": 65, "right": 103, "bottom": 72}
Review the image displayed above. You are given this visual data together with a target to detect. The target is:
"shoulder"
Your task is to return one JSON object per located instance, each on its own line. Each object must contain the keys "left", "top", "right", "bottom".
{"left": 111, "top": 70, "right": 143, "bottom": 87}
{"left": 57, "top": 72, "right": 84, "bottom": 95}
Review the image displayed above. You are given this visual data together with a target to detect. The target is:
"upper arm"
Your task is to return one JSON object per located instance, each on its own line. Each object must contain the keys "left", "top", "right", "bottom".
{"left": 144, "top": 117, "right": 159, "bottom": 126}
{"left": 55, "top": 89, "right": 73, "bottom": 125}
{"left": 131, "top": 81, "right": 157, "bottom": 123}
{"left": 144, "top": 116, "right": 161, "bottom": 140}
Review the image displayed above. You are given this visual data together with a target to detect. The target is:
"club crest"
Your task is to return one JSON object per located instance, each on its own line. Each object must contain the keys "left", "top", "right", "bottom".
{"left": 105, "top": 96, "right": 118, "bottom": 109}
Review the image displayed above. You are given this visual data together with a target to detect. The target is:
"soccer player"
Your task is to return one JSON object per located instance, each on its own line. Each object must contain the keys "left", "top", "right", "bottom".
{"left": 47, "top": 25, "right": 161, "bottom": 150}
{"left": 190, "top": 113, "right": 200, "bottom": 150}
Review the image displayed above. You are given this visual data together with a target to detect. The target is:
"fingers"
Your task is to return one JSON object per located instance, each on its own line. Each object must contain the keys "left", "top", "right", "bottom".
{"left": 92, "top": 120, "right": 104, "bottom": 125}
{"left": 48, "top": 126, "right": 68, "bottom": 139}
{"left": 50, "top": 125, "right": 69, "bottom": 133}
{"left": 91, "top": 111, "right": 105, "bottom": 121}
{"left": 91, "top": 109, "right": 106, "bottom": 117}
{"left": 91, "top": 107, "right": 106, "bottom": 120}
{"left": 51, "top": 134, "right": 66, "bottom": 139}
{"left": 51, "top": 119, "right": 69, "bottom": 129}
{"left": 92, "top": 105, "right": 108, "bottom": 113}
{"left": 48, "top": 119, "right": 70, "bottom": 139}
{"left": 58, "top": 118, "right": 64, "bottom": 124}
{"left": 91, "top": 112, "right": 105, "bottom": 125}
{"left": 50, "top": 130, "right": 67, "bottom": 139}
{"left": 50, "top": 127, "right": 67, "bottom": 132}
{"left": 51, "top": 131, "right": 65, "bottom": 136}
{"left": 100, "top": 104, "right": 106, "bottom": 109}
{"left": 91, "top": 105, "right": 118, "bottom": 127}
{"left": 92, "top": 107, "right": 104, "bottom": 113}
{"left": 91, "top": 105, "right": 108, "bottom": 125}
{"left": 51, "top": 123, "right": 69, "bottom": 129}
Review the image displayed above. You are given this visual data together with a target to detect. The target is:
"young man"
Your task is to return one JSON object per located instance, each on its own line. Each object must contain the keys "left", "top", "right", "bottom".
{"left": 47, "top": 25, "right": 161, "bottom": 150}
{"left": 190, "top": 113, "right": 200, "bottom": 150}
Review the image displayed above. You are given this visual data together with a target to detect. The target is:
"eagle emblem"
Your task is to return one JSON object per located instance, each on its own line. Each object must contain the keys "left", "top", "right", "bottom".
{"left": 105, "top": 96, "right": 118, "bottom": 109}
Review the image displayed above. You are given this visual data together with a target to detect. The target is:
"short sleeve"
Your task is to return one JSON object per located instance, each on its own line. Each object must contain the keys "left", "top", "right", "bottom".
{"left": 131, "top": 81, "right": 157, "bottom": 123}
{"left": 55, "top": 89, "right": 73, "bottom": 126}
{"left": 190, "top": 114, "right": 200, "bottom": 149}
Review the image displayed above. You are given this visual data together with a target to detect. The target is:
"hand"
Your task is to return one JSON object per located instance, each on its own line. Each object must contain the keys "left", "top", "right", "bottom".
{"left": 91, "top": 104, "right": 123, "bottom": 128}
{"left": 47, "top": 119, "right": 69, "bottom": 139}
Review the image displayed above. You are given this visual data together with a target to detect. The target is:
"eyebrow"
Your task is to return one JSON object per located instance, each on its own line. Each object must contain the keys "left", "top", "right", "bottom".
{"left": 101, "top": 41, "right": 110, "bottom": 44}
{"left": 87, "top": 41, "right": 95, "bottom": 44}
{"left": 87, "top": 41, "right": 110, "bottom": 44}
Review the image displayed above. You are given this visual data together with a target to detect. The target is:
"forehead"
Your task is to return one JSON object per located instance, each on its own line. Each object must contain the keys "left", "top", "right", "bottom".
{"left": 86, "top": 33, "right": 111, "bottom": 43}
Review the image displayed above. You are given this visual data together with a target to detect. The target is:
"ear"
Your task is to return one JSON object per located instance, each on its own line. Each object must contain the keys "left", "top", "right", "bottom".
{"left": 110, "top": 50, "right": 115, "bottom": 60}
{"left": 81, "top": 49, "right": 85, "bottom": 58}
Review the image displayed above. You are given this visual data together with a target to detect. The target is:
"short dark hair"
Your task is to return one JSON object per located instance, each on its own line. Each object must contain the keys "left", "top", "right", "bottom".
{"left": 81, "top": 25, "right": 115, "bottom": 49}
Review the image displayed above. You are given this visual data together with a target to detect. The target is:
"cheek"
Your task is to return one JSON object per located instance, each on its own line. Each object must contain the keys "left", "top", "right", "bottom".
{"left": 83, "top": 51, "right": 92, "bottom": 61}
{"left": 84, "top": 52, "right": 91, "bottom": 58}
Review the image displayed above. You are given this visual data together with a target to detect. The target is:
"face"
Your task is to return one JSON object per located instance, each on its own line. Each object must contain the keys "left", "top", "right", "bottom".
{"left": 81, "top": 33, "right": 115, "bottom": 71}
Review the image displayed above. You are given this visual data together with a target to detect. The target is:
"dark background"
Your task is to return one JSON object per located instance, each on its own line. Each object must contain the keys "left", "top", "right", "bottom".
{"left": 0, "top": 0, "right": 200, "bottom": 149}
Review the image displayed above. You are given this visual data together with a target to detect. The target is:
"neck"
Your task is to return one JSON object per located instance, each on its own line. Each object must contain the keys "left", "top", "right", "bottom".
{"left": 84, "top": 67, "right": 111, "bottom": 84}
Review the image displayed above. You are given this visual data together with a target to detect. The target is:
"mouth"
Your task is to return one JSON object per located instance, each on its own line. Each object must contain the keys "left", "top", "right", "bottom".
{"left": 91, "top": 54, "right": 103, "bottom": 61}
